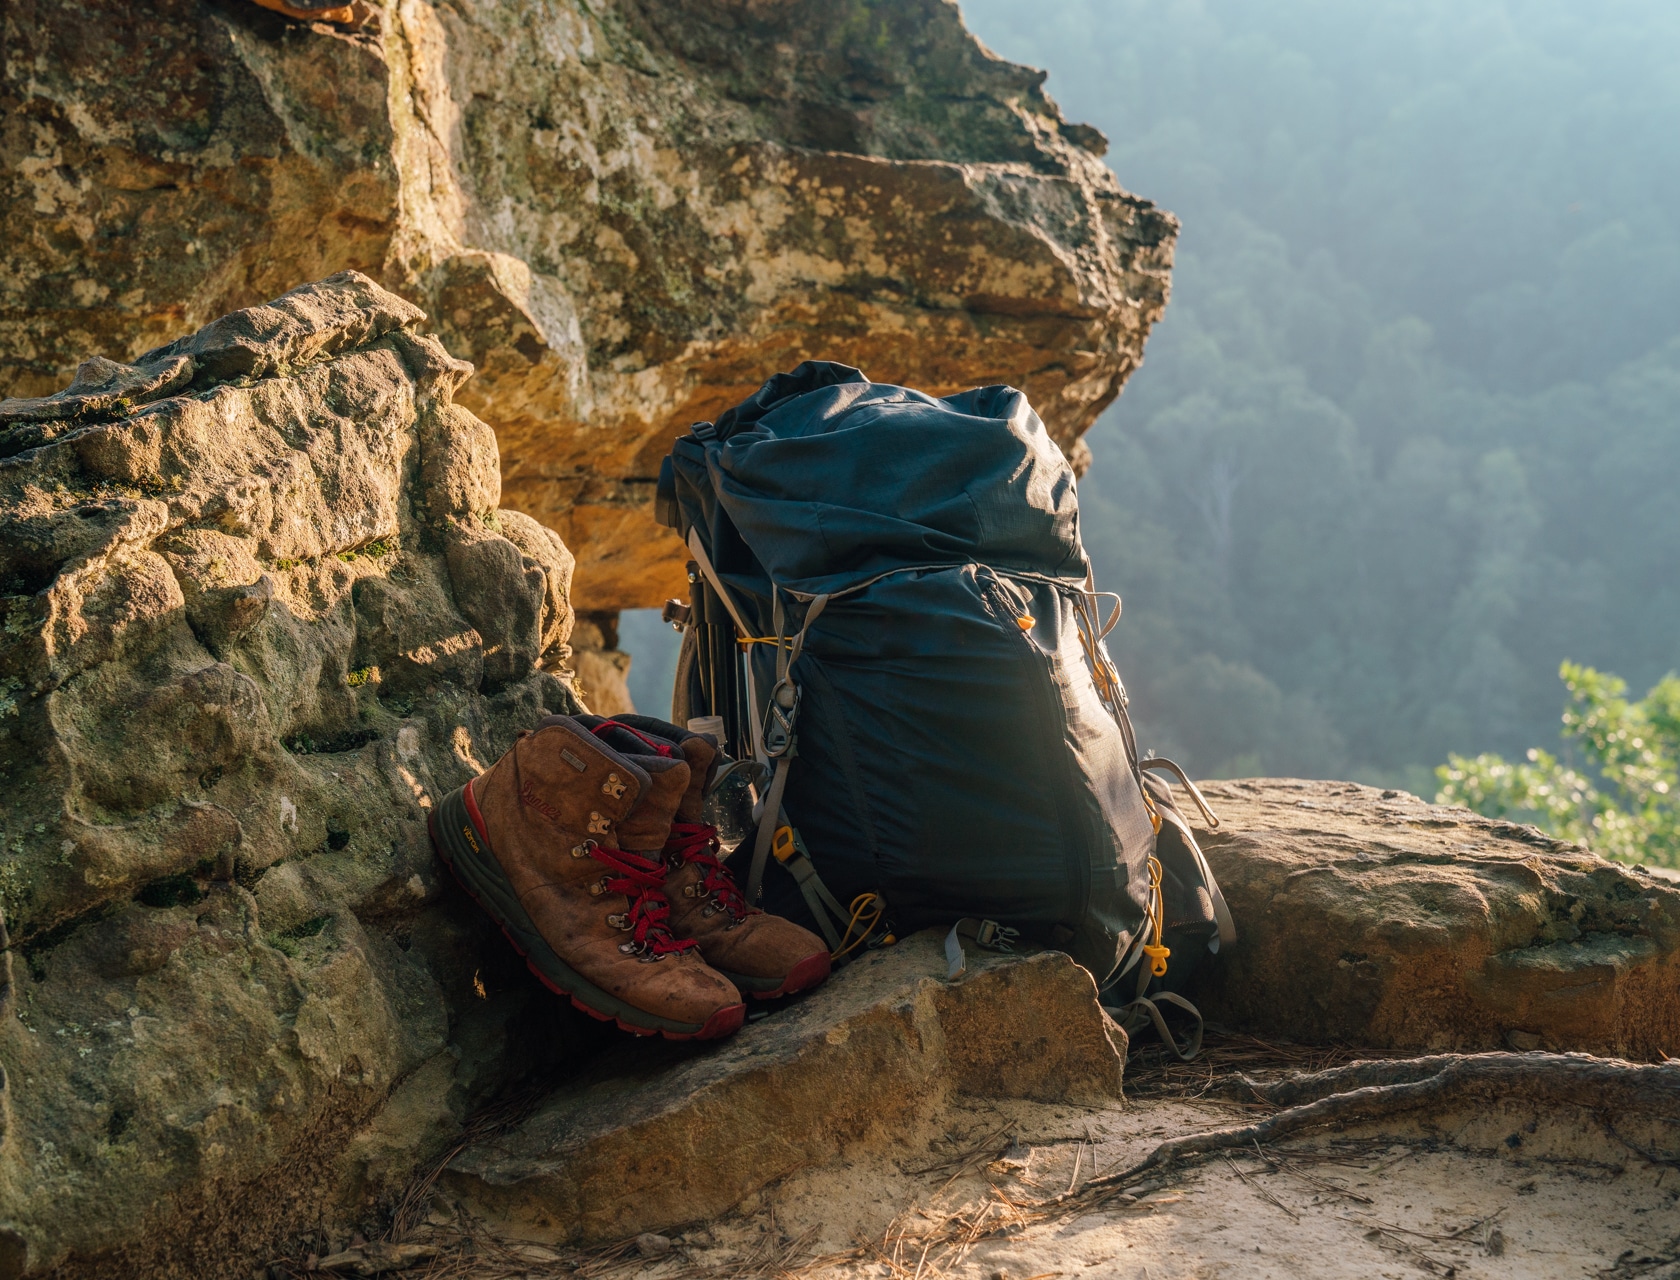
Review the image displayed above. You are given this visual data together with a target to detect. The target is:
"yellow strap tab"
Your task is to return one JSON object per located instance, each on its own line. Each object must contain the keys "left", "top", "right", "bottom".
{"left": 771, "top": 824, "right": 796, "bottom": 863}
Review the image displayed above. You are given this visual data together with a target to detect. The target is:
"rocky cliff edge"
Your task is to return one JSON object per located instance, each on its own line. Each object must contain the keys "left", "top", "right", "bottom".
{"left": 1, "top": 0, "right": 1177, "bottom": 611}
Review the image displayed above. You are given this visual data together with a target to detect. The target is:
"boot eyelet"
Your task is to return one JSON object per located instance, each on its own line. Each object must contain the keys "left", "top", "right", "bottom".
{"left": 587, "top": 812, "right": 611, "bottom": 835}
{"left": 607, "top": 912, "right": 630, "bottom": 930}
{"left": 601, "top": 772, "right": 627, "bottom": 799}
{"left": 571, "top": 839, "right": 599, "bottom": 859}
{"left": 589, "top": 877, "right": 611, "bottom": 896}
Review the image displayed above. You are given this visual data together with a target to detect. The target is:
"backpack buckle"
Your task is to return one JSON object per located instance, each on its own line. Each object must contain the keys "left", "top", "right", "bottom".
{"left": 972, "top": 919, "right": 1019, "bottom": 951}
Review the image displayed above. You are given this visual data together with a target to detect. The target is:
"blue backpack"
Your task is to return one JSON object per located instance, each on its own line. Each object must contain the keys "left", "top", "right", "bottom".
{"left": 655, "top": 362, "right": 1233, "bottom": 1040}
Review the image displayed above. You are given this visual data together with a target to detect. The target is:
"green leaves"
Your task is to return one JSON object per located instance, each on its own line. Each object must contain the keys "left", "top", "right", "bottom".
{"left": 1437, "top": 662, "right": 1680, "bottom": 866}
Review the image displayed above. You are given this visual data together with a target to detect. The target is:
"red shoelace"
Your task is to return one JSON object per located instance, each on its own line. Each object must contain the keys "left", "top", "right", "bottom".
{"left": 589, "top": 844, "right": 697, "bottom": 956}
{"left": 665, "top": 821, "right": 754, "bottom": 920}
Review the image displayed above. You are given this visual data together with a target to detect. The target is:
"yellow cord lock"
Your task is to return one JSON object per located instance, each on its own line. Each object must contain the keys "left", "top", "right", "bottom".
{"left": 1142, "top": 853, "right": 1169, "bottom": 977}
{"left": 1016, "top": 615, "right": 1036, "bottom": 630}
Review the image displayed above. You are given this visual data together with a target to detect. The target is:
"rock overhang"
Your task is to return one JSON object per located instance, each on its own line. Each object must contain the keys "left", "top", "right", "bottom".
{"left": 0, "top": 0, "right": 1177, "bottom": 611}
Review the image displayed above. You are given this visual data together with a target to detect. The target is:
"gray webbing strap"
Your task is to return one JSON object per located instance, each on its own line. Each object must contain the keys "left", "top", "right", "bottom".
{"left": 943, "top": 917, "right": 1021, "bottom": 980}
{"left": 779, "top": 590, "right": 829, "bottom": 676}
{"left": 1140, "top": 756, "right": 1222, "bottom": 829}
{"left": 1107, "top": 992, "right": 1205, "bottom": 1062}
{"left": 745, "top": 755, "right": 792, "bottom": 905}
{"left": 781, "top": 845, "right": 849, "bottom": 950}
{"left": 745, "top": 591, "right": 830, "bottom": 905}
{"left": 686, "top": 527, "right": 769, "bottom": 762}
{"left": 1156, "top": 803, "right": 1238, "bottom": 947}
{"left": 686, "top": 528, "right": 753, "bottom": 636}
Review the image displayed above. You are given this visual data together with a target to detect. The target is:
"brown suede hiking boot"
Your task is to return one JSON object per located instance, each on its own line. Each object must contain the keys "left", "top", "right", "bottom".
{"left": 428, "top": 715, "right": 745, "bottom": 1040}
{"left": 596, "top": 716, "right": 832, "bottom": 1000}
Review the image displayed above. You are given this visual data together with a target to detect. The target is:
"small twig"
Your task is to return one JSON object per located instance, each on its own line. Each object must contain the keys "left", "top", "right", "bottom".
{"left": 1221, "top": 1154, "right": 1298, "bottom": 1220}
{"left": 910, "top": 1237, "right": 933, "bottom": 1280}
{"left": 1445, "top": 1207, "right": 1507, "bottom": 1241}
{"left": 1345, "top": 1216, "right": 1458, "bottom": 1276}
{"left": 1252, "top": 1140, "right": 1373, "bottom": 1205}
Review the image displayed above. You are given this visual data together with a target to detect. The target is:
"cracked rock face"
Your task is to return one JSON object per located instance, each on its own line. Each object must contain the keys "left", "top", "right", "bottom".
{"left": 1188, "top": 780, "right": 1680, "bottom": 1058}
{"left": 1, "top": 0, "right": 1176, "bottom": 609}
{"left": 0, "top": 273, "right": 606, "bottom": 1279}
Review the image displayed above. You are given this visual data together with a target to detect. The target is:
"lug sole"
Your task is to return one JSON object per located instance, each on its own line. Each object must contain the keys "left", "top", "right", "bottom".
{"left": 428, "top": 784, "right": 745, "bottom": 1041}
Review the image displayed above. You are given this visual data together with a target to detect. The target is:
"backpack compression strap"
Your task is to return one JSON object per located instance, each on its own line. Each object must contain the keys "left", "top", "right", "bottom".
{"left": 681, "top": 537, "right": 856, "bottom": 946}
{"left": 744, "top": 588, "right": 829, "bottom": 905}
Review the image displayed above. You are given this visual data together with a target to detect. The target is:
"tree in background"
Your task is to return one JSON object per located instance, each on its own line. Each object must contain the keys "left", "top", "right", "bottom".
{"left": 1437, "top": 662, "right": 1680, "bottom": 867}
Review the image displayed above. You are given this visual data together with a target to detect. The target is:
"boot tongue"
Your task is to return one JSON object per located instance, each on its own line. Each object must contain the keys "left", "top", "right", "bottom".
{"left": 673, "top": 735, "right": 717, "bottom": 823}
{"left": 574, "top": 718, "right": 690, "bottom": 851}
{"left": 616, "top": 756, "right": 690, "bottom": 853}
{"left": 584, "top": 715, "right": 719, "bottom": 824}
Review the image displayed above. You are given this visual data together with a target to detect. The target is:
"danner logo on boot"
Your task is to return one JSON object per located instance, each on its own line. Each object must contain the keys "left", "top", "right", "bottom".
{"left": 519, "top": 781, "right": 565, "bottom": 823}
{"left": 601, "top": 772, "right": 627, "bottom": 799}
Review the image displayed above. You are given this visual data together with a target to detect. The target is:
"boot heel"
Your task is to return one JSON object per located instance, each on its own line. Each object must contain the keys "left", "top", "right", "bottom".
{"left": 429, "top": 785, "right": 544, "bottom": 960}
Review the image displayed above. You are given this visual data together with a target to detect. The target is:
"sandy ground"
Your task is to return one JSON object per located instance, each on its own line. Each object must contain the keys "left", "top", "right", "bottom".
{"left": 729, "top": 1092, "right": 1680, "bottom": 1280}
{"left": 273, "top": 1043, "right": 1680, "bottom": 1280}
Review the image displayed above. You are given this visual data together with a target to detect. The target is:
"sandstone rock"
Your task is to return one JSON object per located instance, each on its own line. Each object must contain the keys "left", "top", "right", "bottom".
{"left": 443, "top": 930, "right": 1124, "bottom": 1246}
{"left": 1, "top": 0, "right": 1175, "bottom": 610}
{"left": 1187, "top": 779, "right": 1680, "bottom": 1058}
{"left": 495, "top": 510, "right": 576, "bottom": 672}
{"left": 568, "top": 612, "right": 636, "bottom": 717}
{"left": 0, "top": 273, "right": 603, "bottom": 1279}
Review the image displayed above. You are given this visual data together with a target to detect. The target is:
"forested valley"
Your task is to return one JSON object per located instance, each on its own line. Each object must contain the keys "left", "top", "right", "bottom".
{"left": 960, "top": 0, "right": 1680, "bottom": 799}
{"left": 626, "top": 0, "right": 1680, "bottom": 821}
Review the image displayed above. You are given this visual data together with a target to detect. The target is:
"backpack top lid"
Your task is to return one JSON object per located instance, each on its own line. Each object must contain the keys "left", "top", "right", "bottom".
{"left": 692, "top": 361, "right": 1088, "bottom": 598}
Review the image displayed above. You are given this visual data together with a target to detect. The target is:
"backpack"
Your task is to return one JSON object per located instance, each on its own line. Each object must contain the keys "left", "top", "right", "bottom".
{"left": 654, "top": 361, "right": 1233, "bottom": 1018}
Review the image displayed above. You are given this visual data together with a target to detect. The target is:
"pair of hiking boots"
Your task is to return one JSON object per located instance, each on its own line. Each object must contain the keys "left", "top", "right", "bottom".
{"left": 429, "top": 714, "right": 830, "bottom": 1039}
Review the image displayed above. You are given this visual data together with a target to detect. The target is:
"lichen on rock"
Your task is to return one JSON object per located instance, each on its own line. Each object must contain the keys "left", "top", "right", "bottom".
{"left": 0, "top": 272, "right": 600, "bottom": 1279}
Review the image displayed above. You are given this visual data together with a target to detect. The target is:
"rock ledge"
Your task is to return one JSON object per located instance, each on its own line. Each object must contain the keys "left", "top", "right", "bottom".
{"left": 445, "top": 930, "right": 1124, "bottom": 1245}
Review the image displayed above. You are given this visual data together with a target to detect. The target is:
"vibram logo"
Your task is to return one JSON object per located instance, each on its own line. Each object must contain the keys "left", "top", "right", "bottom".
{"left": 601, "top": 772, "right": 627, "bottom": 799}
{"left": 587, "top": 811, "right": 610, "bottom": 835}
{"left": 461, "top": 824, "right": 480, "bottom": 853}
{"left": 519, "top": 781, "right": 564, "bottom": 823}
